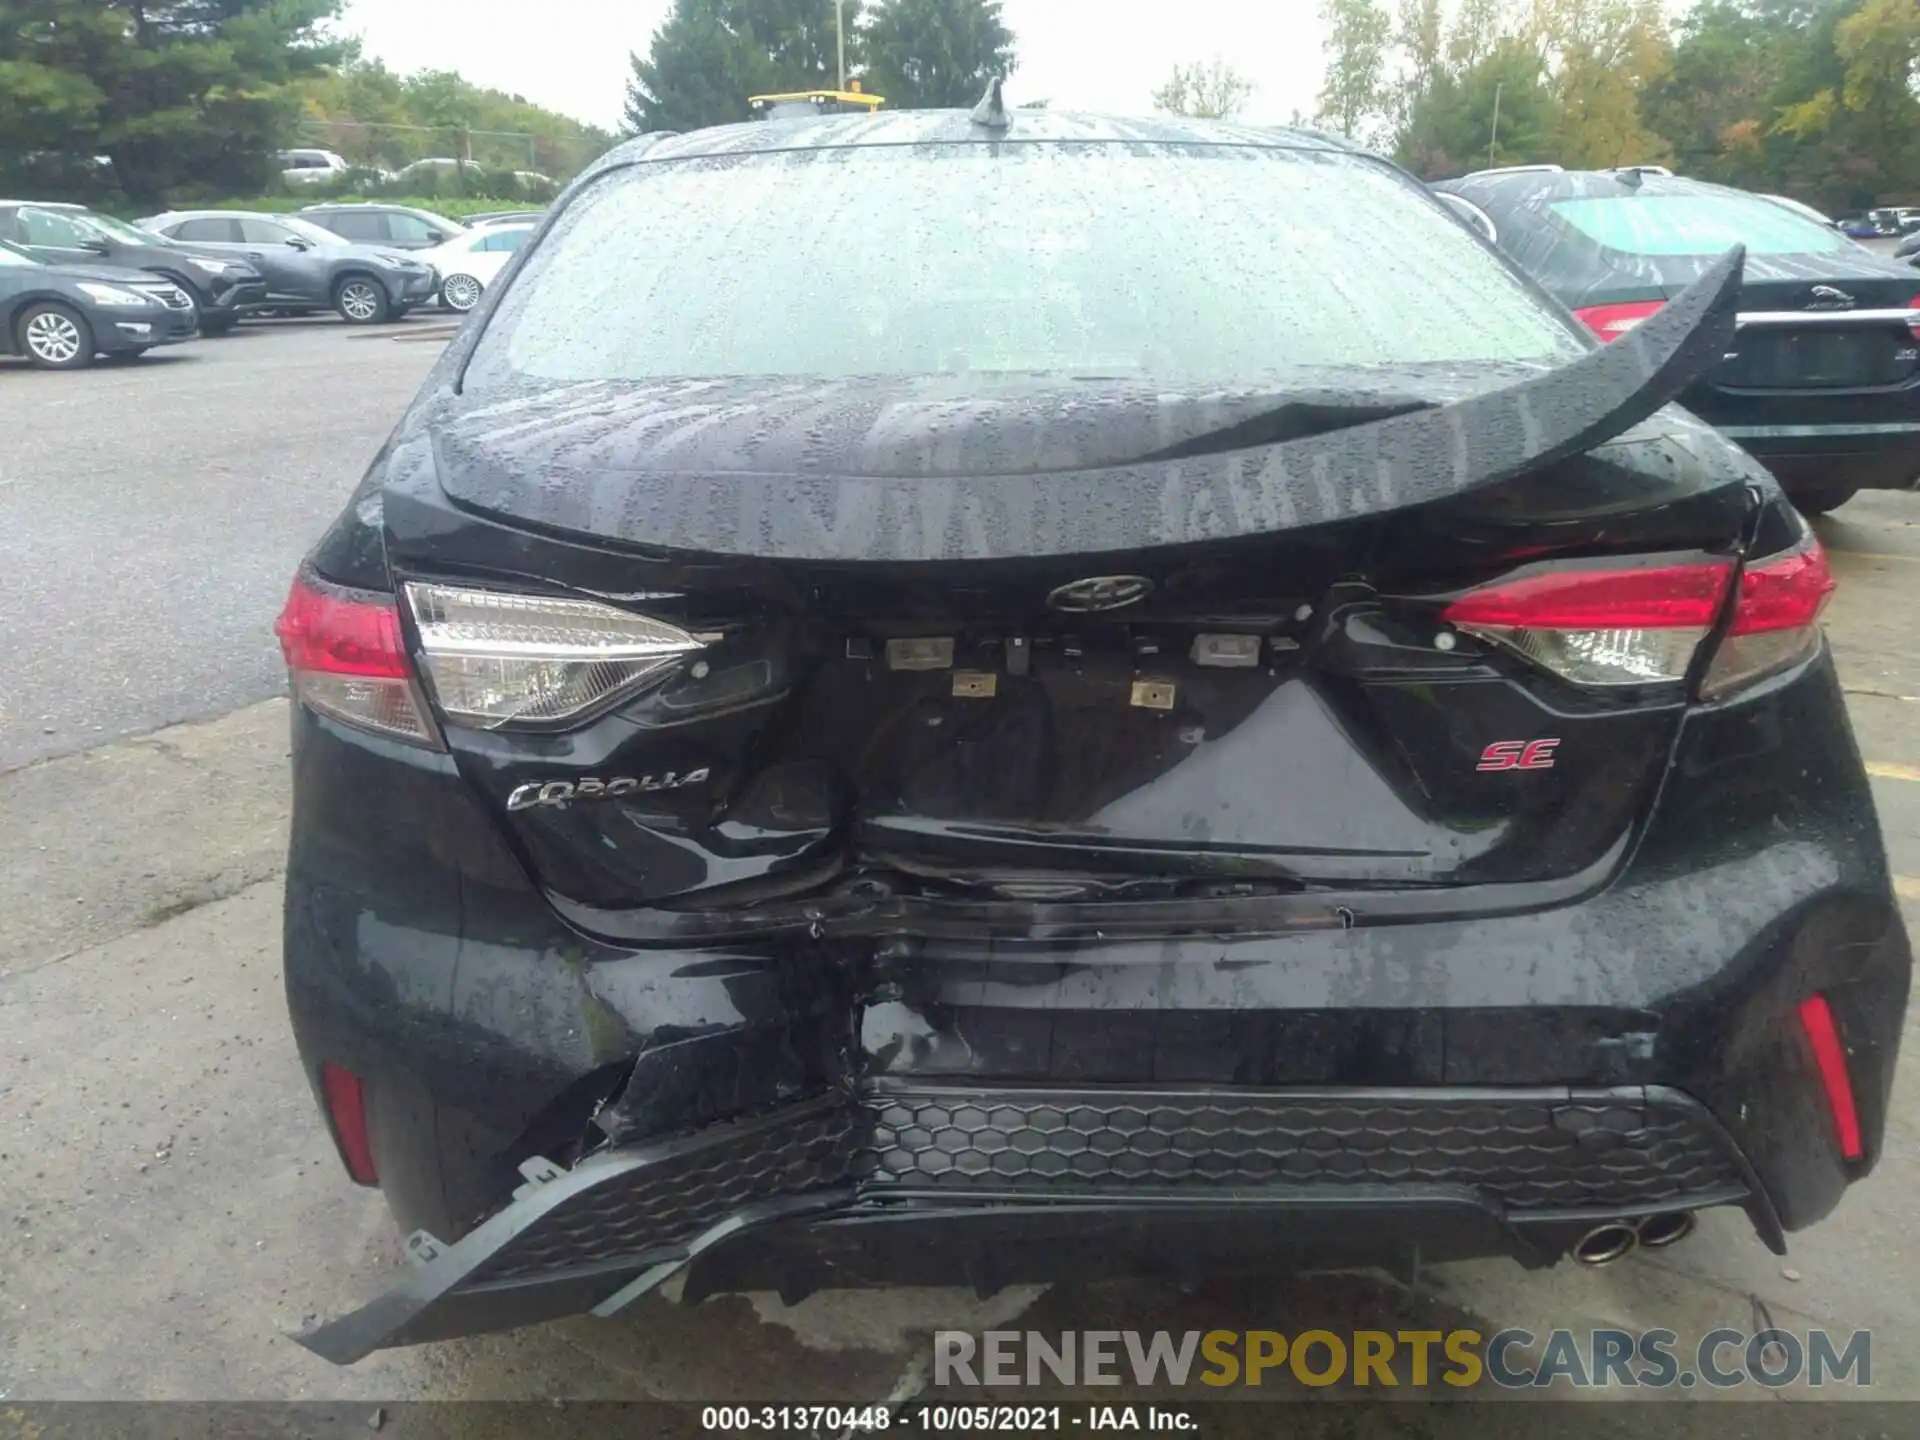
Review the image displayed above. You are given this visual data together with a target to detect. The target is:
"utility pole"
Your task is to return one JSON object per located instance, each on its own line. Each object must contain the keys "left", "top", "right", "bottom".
{"left": 836, "top": 0, "right": 847, "bottom": 90}
{"left": 1488, "top": 81, "right": 1503, "bottom": 168}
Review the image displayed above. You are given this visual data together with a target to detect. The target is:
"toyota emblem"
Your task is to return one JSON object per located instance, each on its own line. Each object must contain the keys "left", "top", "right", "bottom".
{"left": 1046, "top": 575, "right": 1154, "bottom": 613}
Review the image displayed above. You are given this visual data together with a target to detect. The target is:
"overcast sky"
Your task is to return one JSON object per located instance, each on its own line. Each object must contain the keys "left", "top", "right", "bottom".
{"left": 334, "top": 0, "right": 1334, "bottom": 132}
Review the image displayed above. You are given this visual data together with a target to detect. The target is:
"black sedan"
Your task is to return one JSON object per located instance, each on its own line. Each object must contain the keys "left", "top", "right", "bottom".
{"left": 0, "top": 202, "right": 265, "bottom": 335}
{"left": 275, "top": 110, "right": 1907, "bottom": 1362}
{"left": 0, "top": 238, "right": 197, "bottom": 368}
{"left": 1436, "top": 167, "right": 1920, "bottom": 516}
{"left": 140, "top": 210, "right": 439, "bottom": 324}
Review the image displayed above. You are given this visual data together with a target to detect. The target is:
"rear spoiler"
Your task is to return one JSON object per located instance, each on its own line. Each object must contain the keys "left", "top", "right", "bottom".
{"left": 427, "top": 247, "right": 1746, "bottom": 563}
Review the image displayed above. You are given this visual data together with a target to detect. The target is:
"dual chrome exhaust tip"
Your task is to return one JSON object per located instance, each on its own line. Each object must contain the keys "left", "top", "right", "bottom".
{"left": 1571, "top": 1210, "right": 1698, "bottom": 1267}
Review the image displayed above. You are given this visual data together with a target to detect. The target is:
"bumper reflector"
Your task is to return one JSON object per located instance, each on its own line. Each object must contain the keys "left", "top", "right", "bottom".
{"left": 1797, "top": 994, "right": 1863, "bottom": 1161}
{"left": 321, "top": 1062, "right": 379, "bottom": 1186}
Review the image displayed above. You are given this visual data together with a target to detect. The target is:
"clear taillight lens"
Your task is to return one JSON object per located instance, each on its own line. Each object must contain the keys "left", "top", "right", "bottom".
{"left": 404, "top": 582, "right": 707, "bottom": 729}
{"left": 274, "top": 573, "right": 439, "bottom": 746}
{"left": 1442, "top": 558, "right": 1735, "bottom": 687}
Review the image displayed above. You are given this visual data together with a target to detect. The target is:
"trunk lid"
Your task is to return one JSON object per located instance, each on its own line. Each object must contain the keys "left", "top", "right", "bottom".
{"left": 1697, "top": 254, "right": 1919, "bottom": 393}
{"left": 385, "top": 257, "right": 1756, "bottom": 931}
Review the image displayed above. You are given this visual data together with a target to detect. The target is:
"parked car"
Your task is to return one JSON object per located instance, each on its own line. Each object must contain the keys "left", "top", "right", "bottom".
{"left": 0, "top": 236, "right": 197, "bottom": 369}
{"left": 139, "top": 210, "right": 440, "bottom": 325}
{"left": 417, "top": 222, "right": 532, "bottom": 312}
{"left": 278, "top": 148, "right": 353, "bottom": 188}
{"left": 0, "top": 201, "right": 265, "bottom": 334}
{"left": 394, "top": 157, "right": 487, "bottom": 187}
{"left": 1762, "top": 193, "right": 1841, "bottom": 229}
{"left": 298, "top": 202, "right": 468, "bottom": 251}
{"left": 1436, "top": 167, "right": 1920, "bottom": 515}
{"left": 465, "top": 210, "right": 546, "bottom": 228}
{"left": 279, "top": 111, "right": 1907, "bottom": 1363}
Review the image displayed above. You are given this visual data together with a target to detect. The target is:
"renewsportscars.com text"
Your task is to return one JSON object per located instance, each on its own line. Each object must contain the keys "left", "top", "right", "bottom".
{"left": 934, "top": 1327, "right": 1872, "bottom": 1390}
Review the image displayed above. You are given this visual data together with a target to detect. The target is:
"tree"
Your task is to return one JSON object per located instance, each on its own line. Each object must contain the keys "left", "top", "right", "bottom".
{"left": 1398, "top": 38, "right": 1557, "bottom": 175}
{"left": 863, "top": 0, "right": 1015, "bottom": 110}
{"left": 625, "top": 0, "right": 861, "bottom": 134}
{"left": 0, "top": 0, "right": 344, "bottom": 204}
{"left": 298, "top": 53, "right": 616, "bottom": 186}
{"left": 1150, "top": 58, "right": 1256, "bottom": 119}
{"left": 1533, "top": 0, "right": 1674, "bottom": 168}
{"left": 1316, "top": 0, "right": 1392, "bottom": 139}
{"left": 1394, "top": 0, "right": 1446, "bottom": 127}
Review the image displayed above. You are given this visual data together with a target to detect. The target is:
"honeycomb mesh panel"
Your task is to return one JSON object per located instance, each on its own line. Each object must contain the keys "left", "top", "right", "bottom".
{"left": 861, "top": 1088, "right": 1744, "bottom": 1210}
{"left": 472, "top": 1102, "right": 858, "bottom": 1283}
{"left": 464, "top": 1086, "right": 1746, "bottom": 1284}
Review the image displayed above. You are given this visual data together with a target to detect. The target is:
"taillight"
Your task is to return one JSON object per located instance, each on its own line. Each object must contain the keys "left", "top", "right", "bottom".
{"left": 274, "top": 572, "right": 438, "bottom": 746}
{"left": 1441, "top": 537, "right": 1833, "bottom": 696}
{"left": 1573, "top": 299, "right": 1665, "bottom": 341}
{"left": 403, "top": 582, "right": 708, "bottom": 729}
{"left": 1699, "top": 538, "right": 1834, "bottom": 698}
{"left": 1442, "top": 557, "right": 1735, "bottom": 686}
{"left": 1908, "top": 291, "right": 1920, "bottom": 341}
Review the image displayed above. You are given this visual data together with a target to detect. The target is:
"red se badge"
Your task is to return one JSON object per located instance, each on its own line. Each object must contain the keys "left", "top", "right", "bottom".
{"left": 1477, "top": 738, "right": 1561, "bottom": 772}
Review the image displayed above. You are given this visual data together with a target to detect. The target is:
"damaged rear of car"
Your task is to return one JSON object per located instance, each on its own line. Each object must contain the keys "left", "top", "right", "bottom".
{"left": 277, "top": 114, "right": 1909, "bottom": 1363}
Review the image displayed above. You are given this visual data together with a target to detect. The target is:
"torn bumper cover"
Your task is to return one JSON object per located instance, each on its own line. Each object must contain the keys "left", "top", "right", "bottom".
{"left": 297, "top": 1080, "right": 1773, "bottom": 1363}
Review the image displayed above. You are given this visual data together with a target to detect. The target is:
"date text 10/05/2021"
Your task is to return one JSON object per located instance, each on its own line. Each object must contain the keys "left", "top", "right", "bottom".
{"left": 700, "top": 1406, "right": 1193, "bottom": 1432}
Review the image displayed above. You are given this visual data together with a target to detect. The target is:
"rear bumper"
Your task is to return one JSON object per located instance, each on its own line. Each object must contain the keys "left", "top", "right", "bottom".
{"left": 1721, "top": 426, "right": 1920, "bottom": 490}
{"left": 283, "top": 650, "right": 1911, "bottom": 1355}
{"left": 297, "top": 1080, "right": 1768, "bottom": 1363}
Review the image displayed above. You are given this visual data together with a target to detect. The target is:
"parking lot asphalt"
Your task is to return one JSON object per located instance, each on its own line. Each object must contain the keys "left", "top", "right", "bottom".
{"left": 4, "top": 326, "right": 1920, "bottom": 1421}
{"left": 0, "top": 320, "right": 443, "bottom": 770}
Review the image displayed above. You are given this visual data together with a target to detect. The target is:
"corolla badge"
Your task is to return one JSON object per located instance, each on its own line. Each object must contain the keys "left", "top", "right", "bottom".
{"left": 507, "top": 770, "right": 710, "bottom": 811}
{"left": 1046, "top": 575, "right": 1154, "bottom": 613}
{"left": 1806, "top": 285, "right": 1856, "bottom": 310}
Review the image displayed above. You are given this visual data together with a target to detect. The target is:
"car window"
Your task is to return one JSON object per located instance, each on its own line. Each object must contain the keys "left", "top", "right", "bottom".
{"left": 1549, "top": 194, "right": 1849, "bottom": 256}
{"left": 171, "top": 217, "right": 240, "bottom": 243}
{"left": 387, "top": 213, "right": 442, "bottom": 243}
{"left": 474, "top": 143, "right": 1583, "bottom": 385}
{"left": 480, "top": 229, "right": 530, "bottom": 253}
{"left": 239, "top": 218, "right": 295, "bottom": 244}
{"left": 0, "top": 240, "right": 36, "bottom": 268}
{"left": 19, "top": 208, "right": 97, "bottom": 248}
{"left": 323, "top": 211, "right": 385, "bottom": 242}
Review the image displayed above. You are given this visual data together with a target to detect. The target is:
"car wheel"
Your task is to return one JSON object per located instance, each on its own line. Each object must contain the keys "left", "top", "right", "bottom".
{"left": 17, "top": 302, "right": 94, "bottom": 370}
{"left": 333, "top": 275, "right": 391, "bottom": 325}
{"left": 440, "top": 273, "right": 484, "bottom": 313}
{"left": 1791, "top": 482, "right": 1859, "bottom": 517}
{"left": 199, "top": 314, "right": 238, "bottom": 337}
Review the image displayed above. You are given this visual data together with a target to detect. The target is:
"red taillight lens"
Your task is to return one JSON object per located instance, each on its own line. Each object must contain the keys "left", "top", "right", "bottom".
{"left": 1797, "top": 994, "right": 1864, "bottom": 1161}
{"left": 1573, "top": 299, "right": 1666, "bottom": 341}
{"left": 1908, "top": 292, "right": 1920, "bottom": 341}
{"left": 1701, "top": 539, "right": 1834, "bottom": 698}
{"left": 1441, "top": 557, "right": 1734, "bottom": 686}
{"left": 1442, "top": 562, "right": 1733, "bottom": 630}
{"left": 274, "top": 573, "right": 438, "bottom": 745}
{"left": 320, "top": 1062, "right": 380, "bottom": 1185}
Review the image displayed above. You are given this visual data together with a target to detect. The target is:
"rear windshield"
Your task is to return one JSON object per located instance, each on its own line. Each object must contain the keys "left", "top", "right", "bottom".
{"left": 1550, "top": 194, "right": 1849, "bottom": 256}
{"left": 469, "top": 142, "right": 1583, "bottom": 385}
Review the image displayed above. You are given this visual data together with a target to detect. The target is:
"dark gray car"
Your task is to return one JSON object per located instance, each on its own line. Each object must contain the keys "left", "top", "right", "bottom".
{"left": 138, "top": 210, "right": 438, "bottom": 324}
{"left": 298, "top": 202, "right": 468, "bottom": 251}
{"left": 0, "top": 202, "right": 266, "bottom": 334}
